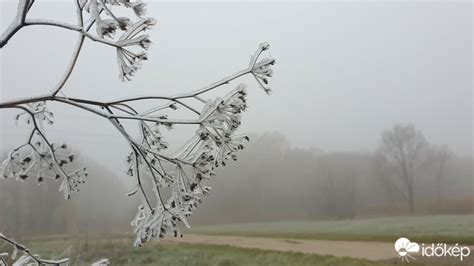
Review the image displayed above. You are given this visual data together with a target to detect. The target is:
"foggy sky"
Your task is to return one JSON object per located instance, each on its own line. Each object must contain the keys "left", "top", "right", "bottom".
{"left": 1, "top": 1, "right": 472, "bottom": 176}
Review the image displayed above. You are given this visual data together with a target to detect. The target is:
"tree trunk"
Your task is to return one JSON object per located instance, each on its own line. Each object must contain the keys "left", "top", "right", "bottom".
{"left": 407, "top": 178, "right": 414, "bottom": 214}
{"left": 436, "top": 161, "right": 446, "bottom": 213}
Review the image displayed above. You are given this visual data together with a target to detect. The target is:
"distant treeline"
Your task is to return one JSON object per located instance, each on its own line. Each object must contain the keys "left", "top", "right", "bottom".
{"left": 0, "top": 132, "right": 472, "bottom": 236}
{"left": 194, "top": 132, "right": 473, "bottom": 224}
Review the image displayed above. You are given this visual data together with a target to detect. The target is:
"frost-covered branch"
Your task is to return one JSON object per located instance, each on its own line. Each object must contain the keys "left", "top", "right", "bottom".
{"left": 0, "top": 0, "right": 276, "bottom": 250}
{"left": 1, "top": 0, "right": 155, "bottom": 84}
{"left": 109, "top": 53, "right": 275, "bottom": 105}
{"left": 0, "top": 233, "right": 69, "bottom": 265}
{"left": 1, "top": 103, "right": 87, "bottom": 199}
{"left": 0, "top": 0, "right": 34, "bottom": 48}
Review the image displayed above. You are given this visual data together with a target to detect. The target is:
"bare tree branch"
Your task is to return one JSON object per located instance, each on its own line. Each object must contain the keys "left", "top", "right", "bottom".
{"left": 376, "top": 124, "right": 427, "bottom": 214}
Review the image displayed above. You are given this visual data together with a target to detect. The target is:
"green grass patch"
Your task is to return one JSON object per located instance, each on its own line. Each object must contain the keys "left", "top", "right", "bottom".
{"left": 21, "top": 236, "right": 384, "bottom": 266}
{"left": 9, "top": 215, "right": 472, "bottom": 265}
{"left": 190, "top": 215, "right": 474, "bottom": 244}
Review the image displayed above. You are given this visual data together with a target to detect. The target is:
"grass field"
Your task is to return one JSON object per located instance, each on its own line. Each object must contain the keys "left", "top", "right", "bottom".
{"left": 6, "top": 215, "right": 472, "bottom": 265}
{"left": 19, "top": 236, "right": 382, "bottom": 266}
{"left": 190, "top": 214, "right": 474, "bottom": 244}
{"left": 17, "top": 234, "right": 472, "bottom": 266}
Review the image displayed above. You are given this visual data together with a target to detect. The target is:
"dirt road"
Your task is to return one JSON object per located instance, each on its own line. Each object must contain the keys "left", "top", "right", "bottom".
{"left": 170, "top": 234, "right": 398, "bottom": 260}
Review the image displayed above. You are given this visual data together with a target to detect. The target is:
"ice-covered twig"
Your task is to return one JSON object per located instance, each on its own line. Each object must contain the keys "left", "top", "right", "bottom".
{"left": 0, "top": 233, "right": 69, "bottom": 265}
{"left": 1, "top": 0, "right": 155, "bottom": 85}
{"left": 92, "top": 258, "right": 110, "bottom": 265}
{"left": 1, "top": 103, "right": 87, "bottom": 200}
{"left": 0, "top": 0, "right": 34, "bottom": 48}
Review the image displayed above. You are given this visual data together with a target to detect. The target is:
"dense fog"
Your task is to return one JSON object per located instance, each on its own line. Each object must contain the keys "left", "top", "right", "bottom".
{"left": 0, "top": 1, "right": 472, "bottom": 238}
{"left": 1, "top": 130, "right": 472, "bottom": 237}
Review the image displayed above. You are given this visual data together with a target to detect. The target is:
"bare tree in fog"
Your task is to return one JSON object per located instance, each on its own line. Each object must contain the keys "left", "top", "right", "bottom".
{"left": 373, "top": 153, "right": 401, "bottom": 208}
{"left": 429, "top": 145, "right": 452, "bottom": 211}
{"left": 0, "top": 0, "right": 275, "bottom": 262}
{"left": 319, "top": 155, "right": 358, "bottom": 219}
{"left": 376, "top": 124, "right": 427, "bottom": 214}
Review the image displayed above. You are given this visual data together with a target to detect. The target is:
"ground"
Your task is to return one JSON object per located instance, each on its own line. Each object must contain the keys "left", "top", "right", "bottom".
{"left": 189, "top": 214, "right": 474, "bottom": 244}
{"left": 23, "top": 237, "right": 381, "bottom": 266}
{"left": 15, "top": 215, "right": 474, "bottom": 265}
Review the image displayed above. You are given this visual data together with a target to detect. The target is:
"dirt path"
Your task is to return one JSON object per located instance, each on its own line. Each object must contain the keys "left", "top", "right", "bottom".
{"left": 170, "top": 234, "right": 398, "bottom": 260}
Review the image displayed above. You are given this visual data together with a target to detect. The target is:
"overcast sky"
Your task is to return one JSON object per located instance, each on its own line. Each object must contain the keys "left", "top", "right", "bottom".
{"left": 1, "top": 1, "right": 472, "bottom": 175}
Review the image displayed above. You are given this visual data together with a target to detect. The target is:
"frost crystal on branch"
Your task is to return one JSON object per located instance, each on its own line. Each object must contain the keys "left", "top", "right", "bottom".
{"left": 127, "top": 85, "right": 255, "bottom": 246}
{"left": 116, "top": 18, "right": 155, "bottom": 80}
{"left": 1, "top": 102, "right": 87, "bottom": 200}
{"left": 85, "top": 0, "right": 155, "bottom": 80}
{"left": 0, "top": 0, "right": 276, "bottom": 251}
